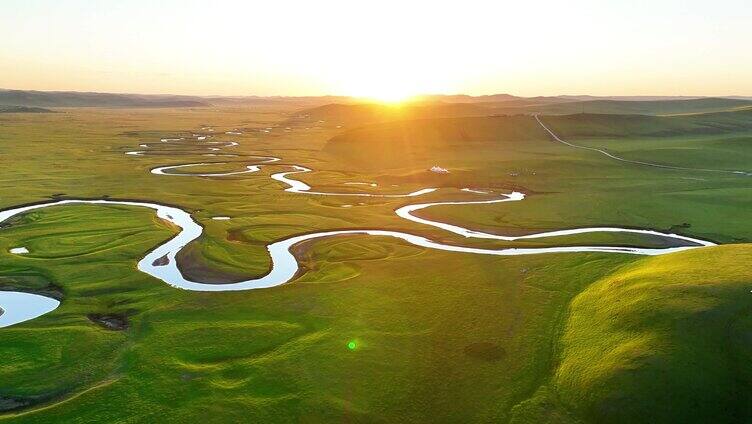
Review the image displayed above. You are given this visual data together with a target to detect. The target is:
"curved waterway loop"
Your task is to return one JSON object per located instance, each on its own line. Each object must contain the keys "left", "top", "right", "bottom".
{"left": 396, "top": 192, "right": 715, "bottom": 247}
{"left": 0, "top": 291, "right": 60, "bottom": 328}
{"left": 271, "top": 165, "right": 437, "bottom": 197}
{"left": 151, "top": 161, "right": 436, "bottom": 197}
{"left": 125, "top": 140, "right": 240, "bottom": 157}
{"left": 150, "top": 155, "right": 280, "bottom": 177}
{"left": 151, "top": 163, "right": 260, "bottom": 176}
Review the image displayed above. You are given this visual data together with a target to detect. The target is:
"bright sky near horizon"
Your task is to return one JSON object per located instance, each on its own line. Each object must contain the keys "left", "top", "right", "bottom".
{"left": 1, "top": 0, "right": 750, "bottom": 99}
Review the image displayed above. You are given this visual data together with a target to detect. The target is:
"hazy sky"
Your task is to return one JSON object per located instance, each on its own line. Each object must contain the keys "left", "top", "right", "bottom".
{"left": 1, "top": 0, "right": 750, "bottom": 98}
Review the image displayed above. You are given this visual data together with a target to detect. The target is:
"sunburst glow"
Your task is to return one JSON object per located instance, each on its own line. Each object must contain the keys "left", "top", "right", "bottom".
{"left": 336, "top": 65, "right": 427, "bottom": 104}
{"left": 360, "top": 90, "right": 414, "bottom": 104}
{"left": 352, "top": 86, "right": 416, "bottom": 104}
{"left": 0, "top": 1, "right": 749, "bottom": 96}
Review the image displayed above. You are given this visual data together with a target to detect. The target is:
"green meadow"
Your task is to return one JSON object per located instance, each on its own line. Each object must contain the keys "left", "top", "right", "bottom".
{"left": 1, "top": 104, "right": 751, "bottom": 422}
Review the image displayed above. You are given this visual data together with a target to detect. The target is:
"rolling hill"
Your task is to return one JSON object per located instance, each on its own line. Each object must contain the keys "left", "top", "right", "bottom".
{"left": 291, "top": 97, "right": 752, "bottom": 130}
{"left": 0, "top": 105, "right": 54, "bottom": 113}
{"left": 541, "top": 109, "right": 752, "bottom": 138}
{"left": 291, "top": 102, "right": 501, "bottom": 126}
{"left": 322, "top": 109, "right": 752, "bottom": 176}
{"left": 547, "top": 244, "right": 752, "bottom": 423}
{"left": 324, "top": 115, "right": 547, "bottom": 169}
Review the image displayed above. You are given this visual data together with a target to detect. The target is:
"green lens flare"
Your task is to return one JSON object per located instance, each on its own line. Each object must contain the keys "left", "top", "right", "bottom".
{"left": 347, "top": 341, "right": 357, "bottom": 350}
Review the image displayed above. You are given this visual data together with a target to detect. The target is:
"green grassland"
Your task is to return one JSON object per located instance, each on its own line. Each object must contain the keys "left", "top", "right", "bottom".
{"left": 1, "top": 104, "right": 751, "bottom": 422}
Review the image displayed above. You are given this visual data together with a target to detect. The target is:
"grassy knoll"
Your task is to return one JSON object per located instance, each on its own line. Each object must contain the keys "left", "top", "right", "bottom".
{"left": 511, "top": 244, "right": 752, "bottom": 423}
{"left": 1, "top": 105, "right": 751, "bottom": 422}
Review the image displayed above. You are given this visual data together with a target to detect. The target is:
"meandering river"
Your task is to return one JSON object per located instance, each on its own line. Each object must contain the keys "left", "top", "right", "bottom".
{"left": 0, "top": 128, "right": 716, "bottom": 327}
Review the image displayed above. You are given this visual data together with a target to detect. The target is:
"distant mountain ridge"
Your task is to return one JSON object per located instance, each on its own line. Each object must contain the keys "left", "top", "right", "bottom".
{"left": 1, "top": 88, "right": 750, "bottom": 109}
{"left": 0, "top": 89, "right": 358, "bottom": 108}
{"left": 0, "top": 89, "right": 211, "bottom": 108}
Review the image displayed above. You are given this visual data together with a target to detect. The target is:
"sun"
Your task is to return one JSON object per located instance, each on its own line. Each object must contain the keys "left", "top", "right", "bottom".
{"left": 354, "top": 87, "right": 416, "bottom": 104}
{"left": 339, "top": 72, "right": 419, "bottom": 104}
{"left": 363, "top": 89, "right": 415, "bottom": 104}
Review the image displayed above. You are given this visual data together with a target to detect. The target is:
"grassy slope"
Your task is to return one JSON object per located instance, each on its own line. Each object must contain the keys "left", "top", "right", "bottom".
{"left": 539, "top": 111, "right": 752, "bottom": 178}
{"left": 324, "top": 115, "right": 546, "bottom": 171}
{"left": 542, "top": 109, "right": 752, "bottom": 139}
{"left": 524, "top": 244, "right": 752, "bottom": 423}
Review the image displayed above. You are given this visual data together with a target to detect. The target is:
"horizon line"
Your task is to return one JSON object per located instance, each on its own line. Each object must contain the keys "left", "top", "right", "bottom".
{"left": 2, "top": 87, "right": 751, "bottom": 100}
